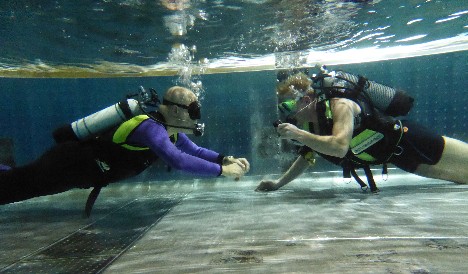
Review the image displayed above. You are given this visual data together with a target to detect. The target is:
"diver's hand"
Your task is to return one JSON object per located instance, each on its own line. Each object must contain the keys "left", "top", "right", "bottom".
{"left": 276, "top": 123, "right": 302, "bottom": 141}
{"left": 223, "top": 156, "right": 250, "bottom": 173}
{"left": 255, "top": 180, "right": 279, "bottom": 192}
{"left": 222, "top": 162, "right": 248, "bottom": 178}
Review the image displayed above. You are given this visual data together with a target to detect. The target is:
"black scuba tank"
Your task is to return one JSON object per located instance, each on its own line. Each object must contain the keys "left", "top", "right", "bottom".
{"left": 317, "top": 70, "right": 414, "bottom": 117}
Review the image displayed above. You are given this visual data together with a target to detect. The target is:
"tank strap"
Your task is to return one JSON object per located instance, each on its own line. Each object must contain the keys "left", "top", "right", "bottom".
{"left": 316, "top": 100, "right": 333, "bottom": 135}
{"left": 169, "top": 133, "right": 179, "bottom": 144}
{"left": 84, "top": 186, "right": 102, "bottom": 218}
{"left": 118, "top": 100, "right": 134, "bottom": 120}
{"left": 356, "top": 75, "right": 368, "bottom": 94}
{"left": 344, "top": 165, "right": 380, "bottom": 193}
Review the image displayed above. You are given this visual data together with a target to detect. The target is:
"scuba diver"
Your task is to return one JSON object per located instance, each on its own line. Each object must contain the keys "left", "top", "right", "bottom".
{"left": 256, "top": 67, "right": 468, "bottom": 192}
{"left": 0, "top": 86, "right": 250, "bottom": 216}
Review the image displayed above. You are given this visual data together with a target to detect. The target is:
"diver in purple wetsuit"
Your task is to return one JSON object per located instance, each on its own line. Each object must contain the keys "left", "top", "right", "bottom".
{"left": 0, "top": 86, "right": 250, "bottom": 216}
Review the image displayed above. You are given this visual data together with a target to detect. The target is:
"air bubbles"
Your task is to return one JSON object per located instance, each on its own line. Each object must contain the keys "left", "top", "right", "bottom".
{"left": 199, "top": 58, "right": 209, "bottom": 65}
{"left": 167, "top": 43, "right": 206, "bottom": 99}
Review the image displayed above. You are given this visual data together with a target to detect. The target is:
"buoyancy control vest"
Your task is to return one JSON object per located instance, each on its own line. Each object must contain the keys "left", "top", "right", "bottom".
{"left": 313, "top": 98, "right": 404, "bottom": 166}
{"left": 112, "top": 115, "right": 153, "bottom": 150}
{"left": 82, "top": 114, "right": 159, "bottom": 217}
{"left": 50, "top": 87, "right": 173, "bottom": 217}
{"left": 95, "top": 114, "right": 159, "bottom": 178}
{"left": 307, "top": 68, "right": 412, "bottom": 192}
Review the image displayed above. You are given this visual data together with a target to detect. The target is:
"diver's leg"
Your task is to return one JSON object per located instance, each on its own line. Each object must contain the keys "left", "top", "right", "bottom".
{"left": 414, "top": 137, "right": 468, "bottom": 184}
{"left": 0, "top": 165, "right": 57, "bottom": 204}
{"left": 0, "top": 142, "right": 102, "bottom": 204}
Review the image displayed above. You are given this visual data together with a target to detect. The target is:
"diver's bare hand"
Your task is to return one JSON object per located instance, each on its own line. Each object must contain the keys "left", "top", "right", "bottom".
{"left": 276, "top": 123, "right": 302, "bottom": 140}
{"left": 223, "top": 156, "right": 251, "bottom": 173}
{"left": 222, "top": 162, "right": 247, "bottom": 178}
{"left": 255, "top": 180, "right": 279, "bottom": 192}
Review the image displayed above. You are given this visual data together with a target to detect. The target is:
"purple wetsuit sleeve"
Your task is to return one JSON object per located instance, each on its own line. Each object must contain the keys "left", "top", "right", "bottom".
{"left": 127, "top": 119, "right": 222, "bottom": 176}
{"left": 175, "top": 133, "right": 224, "bottom": 164}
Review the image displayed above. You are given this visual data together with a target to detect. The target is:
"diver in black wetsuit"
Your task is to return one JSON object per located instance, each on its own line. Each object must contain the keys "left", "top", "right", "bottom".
{"left": 256, "top": 70, "right": 468, "bottom": 192}
{"left": 0, "top": 86, "right": 250, "bottom": 214}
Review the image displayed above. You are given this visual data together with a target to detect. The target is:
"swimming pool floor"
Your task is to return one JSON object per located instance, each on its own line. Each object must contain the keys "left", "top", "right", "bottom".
{"left": 1, "top": 171, "right": 467, "bottom": 273}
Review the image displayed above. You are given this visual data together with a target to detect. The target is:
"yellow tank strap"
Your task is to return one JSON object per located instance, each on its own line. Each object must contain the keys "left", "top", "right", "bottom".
{"left": 324, "top": 100, "right": 333, "bottom": 119}
{"left": 113, "top": 115, "right": 151, "bottom": 151}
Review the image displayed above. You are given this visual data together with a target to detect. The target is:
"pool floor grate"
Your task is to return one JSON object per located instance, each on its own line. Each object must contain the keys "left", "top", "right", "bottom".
{"left": 1, "top": 197, "right": 181, "bottom": 274}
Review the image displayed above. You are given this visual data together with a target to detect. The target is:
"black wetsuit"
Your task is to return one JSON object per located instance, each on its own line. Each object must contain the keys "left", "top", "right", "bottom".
{"left": 390, "top": 120, "right": 445, "bottom": 172}
{"left": 0, "top": 139, "right": 153, "bottom": 205}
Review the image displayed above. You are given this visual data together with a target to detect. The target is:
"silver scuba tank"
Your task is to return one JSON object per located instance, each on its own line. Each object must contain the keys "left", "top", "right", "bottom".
{"left": 322, "top": 70, "right": 414, "bottom": 117}
{"left": 71, "top": 99, "right": 143, "bottom": 140}
{"left": 53, "top": 99, "right": 144, "bottom": 143}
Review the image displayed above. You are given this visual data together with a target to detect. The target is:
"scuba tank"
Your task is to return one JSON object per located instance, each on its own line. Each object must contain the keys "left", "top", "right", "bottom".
{"left": 313, "top": 67, "right": 414, "bottom": 117}
{"left": 53, "top": 87, "right": 158, "bottom": 143}
{"left": 53, "top": 86, "right": 205, "bottom": 143}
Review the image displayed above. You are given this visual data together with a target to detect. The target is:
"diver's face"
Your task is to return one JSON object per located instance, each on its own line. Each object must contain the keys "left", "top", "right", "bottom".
{"left": 165, "top": 91, "right": 200, "bottom": 120}
{"left": 167, "top": 100, "right": 197, "bottom": 135}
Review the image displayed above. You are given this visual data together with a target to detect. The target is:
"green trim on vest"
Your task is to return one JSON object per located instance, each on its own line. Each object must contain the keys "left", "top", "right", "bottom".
{"left": 353, "top": 152, "right": 377, "bottom": 162}
{"left": 350, "top": 129, "right": 384, "bottom": 155}
{"left": 324, "top": 100, "right": 333, "bottom": 119}
{"left": 170, "top": 133, "right": 178, "bottom": 143}
{"left": 113, "top": 115, "right": 151, "bottom": 151}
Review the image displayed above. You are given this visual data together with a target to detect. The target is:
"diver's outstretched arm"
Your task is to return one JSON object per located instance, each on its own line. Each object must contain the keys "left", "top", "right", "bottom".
{"left": 256, "top": 156, "right": 310, "bottom": 192}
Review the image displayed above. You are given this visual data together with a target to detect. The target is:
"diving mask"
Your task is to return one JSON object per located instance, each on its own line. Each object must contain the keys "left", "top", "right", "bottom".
{"left": 163, "top": 99, "right": 201, "bottom": 120}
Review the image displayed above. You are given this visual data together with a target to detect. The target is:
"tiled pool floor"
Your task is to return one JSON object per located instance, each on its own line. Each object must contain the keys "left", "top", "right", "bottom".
{"left": 1, "top": 171, "right": 467, "bottom": 273}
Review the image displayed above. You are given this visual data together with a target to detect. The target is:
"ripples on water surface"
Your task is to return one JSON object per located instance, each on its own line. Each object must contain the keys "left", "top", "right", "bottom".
{"left": 0, "top": 0, "right": 466, "bottom": 77}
